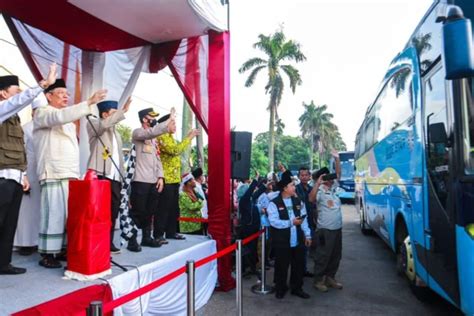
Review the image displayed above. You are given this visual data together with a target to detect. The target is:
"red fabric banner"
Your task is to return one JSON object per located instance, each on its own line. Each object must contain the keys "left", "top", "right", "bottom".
{"left": 207, "top": 30, "right": 234, "bottom": 291}
{"left": 12, "top": 285, "right": 113, "bottom": 316}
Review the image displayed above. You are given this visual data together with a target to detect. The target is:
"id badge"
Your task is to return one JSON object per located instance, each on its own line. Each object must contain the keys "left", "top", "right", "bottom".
{"left": 143, "top": 144, "right": 153, "bottom": 153}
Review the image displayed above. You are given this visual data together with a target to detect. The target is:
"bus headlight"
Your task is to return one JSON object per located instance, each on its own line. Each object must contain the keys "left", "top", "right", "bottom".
{"left": 466, "top": 223, "right": 474, "bottom": 239}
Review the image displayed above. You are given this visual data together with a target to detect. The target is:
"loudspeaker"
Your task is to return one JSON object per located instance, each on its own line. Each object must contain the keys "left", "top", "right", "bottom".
{"left": 231, "top": 131, "right": 252, "bottom": 180}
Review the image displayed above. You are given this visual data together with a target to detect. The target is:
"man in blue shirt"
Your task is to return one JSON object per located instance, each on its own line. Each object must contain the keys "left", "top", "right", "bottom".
{"left": 267, "top": 170, "right": 312, "bottom": 299}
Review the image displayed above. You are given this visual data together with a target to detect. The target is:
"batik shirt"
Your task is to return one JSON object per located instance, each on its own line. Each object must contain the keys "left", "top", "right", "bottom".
{"left": 179, "top": 192, "right": 203, "bottom": 233}
{"left": 156, "top": 133, "right": 191, "bottom": 184}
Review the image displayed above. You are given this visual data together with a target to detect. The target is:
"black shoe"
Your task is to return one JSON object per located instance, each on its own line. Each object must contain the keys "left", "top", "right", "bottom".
{"left": 39, "top": 255, "right": 62, "bottom": 269}
{"left": 167, "top": 233, "right": 186, "bottom": 240}
{"left": 156, "top": 237, "right": 169, "bottom": 245}
{"left": 55, "top": 252, "right": 67, "bottom": 262}
{"left": 18, "top": 246, "right": 36, "bottom": 256}
{"left": 0, "top": 264, "right": 26, "bottom": 275}
{"left": 275, "top": 291, "right": 286, "bottom": 299}
{"left": 111, "top": 243, "right": 121, "bottom": 254}
{"left": 304, "top": 271, "right": 314, "bottom": 278}
{"left": 141, "top": 237, "right": 162, "bottom": 248}
{"left": 127, "top": 237, "right": 142, "bottom": 252}
{"left": 291, "top": 289, "right": 310, "bottom": 299}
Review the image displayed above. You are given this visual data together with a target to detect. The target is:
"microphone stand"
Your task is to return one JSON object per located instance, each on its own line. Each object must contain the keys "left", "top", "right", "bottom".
{"left": 86, "top": 114, "right": 128, "bottom": 272}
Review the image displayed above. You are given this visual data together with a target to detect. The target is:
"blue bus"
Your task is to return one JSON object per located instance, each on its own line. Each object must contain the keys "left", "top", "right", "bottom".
{"left": 354, "top": 1, "right": 474, "bottom": 314}
{"left": 331, "top": 151, "right": 355, "bottom": 201}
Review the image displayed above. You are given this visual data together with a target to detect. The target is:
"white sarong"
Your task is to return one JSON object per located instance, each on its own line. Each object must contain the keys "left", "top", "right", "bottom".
{"left": 38, "top": 179, "right": 69, "bottom": 254}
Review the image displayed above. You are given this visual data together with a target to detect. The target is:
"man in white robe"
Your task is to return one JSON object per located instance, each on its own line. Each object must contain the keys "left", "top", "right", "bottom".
{"left": 34, "top": 79, "right": 106, "bottom": 269}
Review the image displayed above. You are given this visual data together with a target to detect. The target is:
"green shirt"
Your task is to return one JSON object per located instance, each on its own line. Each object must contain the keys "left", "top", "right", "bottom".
{"left": 179, "top": 191, "right": 203, "bottom": 233}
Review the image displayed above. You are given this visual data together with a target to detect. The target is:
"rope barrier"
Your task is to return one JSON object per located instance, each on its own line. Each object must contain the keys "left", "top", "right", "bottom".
{"left": 178, "top": 217, "right": 209, "bottom": 223}
{"left": 98, "top": 229, "right": 264, "bottom": 314}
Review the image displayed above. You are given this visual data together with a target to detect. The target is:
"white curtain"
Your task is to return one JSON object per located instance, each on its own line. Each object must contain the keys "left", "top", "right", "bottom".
{"left": 108, "top": 240, "right": 217, "bottom": 316}
{"left": 79, "top": 46, "right": 150, "bottom": 174}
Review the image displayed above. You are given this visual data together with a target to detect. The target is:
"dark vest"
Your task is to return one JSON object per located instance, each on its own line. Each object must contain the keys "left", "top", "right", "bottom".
{"left": 0, "top": 115, "right": 26, "bottom": 171}
{"left": 270, "top": 194, "right": 305, "bottom": 248}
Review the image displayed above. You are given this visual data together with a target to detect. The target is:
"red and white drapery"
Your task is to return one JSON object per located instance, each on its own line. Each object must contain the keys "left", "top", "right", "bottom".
{"left": 1, "top": 0, "right": 233, "bottom": 291}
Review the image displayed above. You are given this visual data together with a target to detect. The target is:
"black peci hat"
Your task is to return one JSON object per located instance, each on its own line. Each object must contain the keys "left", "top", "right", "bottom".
{"left": 44, "top": 79, "right": 66, "bottom": 93}
{"left": 157, "top": 113, "right": 170, "bottom": 124}
{"left": 313, "top": 167, "right": 330, "bottom": 181}
{"left": 0, "top": 75, "right": 19, "bottom": 90}
{"left": 277, "top": 170, "right": 294, "bottom": 191}
{"left": 192, "top": 167, "right": 203, "bottom": 179}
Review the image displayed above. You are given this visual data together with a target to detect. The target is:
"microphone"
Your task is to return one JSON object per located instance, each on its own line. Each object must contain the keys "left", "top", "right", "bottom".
{"left": 86, "top": 113, "right": 98, "bottom": 119}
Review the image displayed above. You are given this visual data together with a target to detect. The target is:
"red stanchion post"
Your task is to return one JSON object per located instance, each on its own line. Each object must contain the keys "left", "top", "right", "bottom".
{"left": 86, "top": 301, "right": 103, "bottom": 316}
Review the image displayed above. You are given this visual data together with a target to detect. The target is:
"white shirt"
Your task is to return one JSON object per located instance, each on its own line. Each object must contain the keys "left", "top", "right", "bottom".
{"left": 194, "top": 182, "right": 208, "bottom": 219}
{"left": 0, "top": 86, "right": 43, "bottom": 123}
{"left": 0, "top": 169, "right": 25, "bottom": 185}
{"left": 106, "top": 133, "right": 120, "bottom": 181}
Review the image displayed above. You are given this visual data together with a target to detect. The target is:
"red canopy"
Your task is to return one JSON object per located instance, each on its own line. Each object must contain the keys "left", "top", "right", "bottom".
{"left": 0, "top": 0, "right": 234, "bottom": 293}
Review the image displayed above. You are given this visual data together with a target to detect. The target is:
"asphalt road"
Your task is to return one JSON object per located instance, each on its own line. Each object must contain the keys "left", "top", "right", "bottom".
{"left": 198, "top": 204, "right": 462, "bottom": 316}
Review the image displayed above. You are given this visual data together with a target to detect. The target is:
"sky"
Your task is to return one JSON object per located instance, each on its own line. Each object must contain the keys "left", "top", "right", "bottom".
{"left": 0, "top": 0, "right": 433, "bottom": 150}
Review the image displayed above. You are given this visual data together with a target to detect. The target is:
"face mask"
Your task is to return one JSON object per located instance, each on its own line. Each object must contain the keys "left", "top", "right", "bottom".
{"left": 149, "top": 119, "right": 157, "bottom": 127}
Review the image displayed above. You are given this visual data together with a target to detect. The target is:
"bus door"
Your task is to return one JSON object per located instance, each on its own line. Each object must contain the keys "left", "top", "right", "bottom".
{"left": 422, "top": 64, "right": 459, "bottom": 303}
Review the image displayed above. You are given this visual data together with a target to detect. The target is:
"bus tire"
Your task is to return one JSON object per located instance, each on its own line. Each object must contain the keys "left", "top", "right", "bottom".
{"left": 359, "top": 205, "right": 371, "bottom": 235}
{"left": 396, "top": 231, "right": 432, "bottom": 301}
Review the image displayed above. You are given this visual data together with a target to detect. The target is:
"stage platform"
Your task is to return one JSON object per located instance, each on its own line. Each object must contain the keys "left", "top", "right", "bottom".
{"left": 1, "top": 233, "right": 215, "bottom": 315}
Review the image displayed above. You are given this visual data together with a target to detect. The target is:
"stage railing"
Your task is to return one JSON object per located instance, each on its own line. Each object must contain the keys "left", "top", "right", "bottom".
{"left": 85, "top": 226, "right": 271, "bottom": 316}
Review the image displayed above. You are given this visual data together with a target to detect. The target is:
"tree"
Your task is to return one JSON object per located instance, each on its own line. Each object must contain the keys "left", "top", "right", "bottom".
{"left": 239, "top": 28, "right": 306, "bottom": 172}
{"left": 299, "top": 102, "right": 347, "bottom": 169}
{"left": 181, "top": 98, "right": 193, "bottom": 174}
{"left": 116, "top": 123, "right": 132, "bottom": 148}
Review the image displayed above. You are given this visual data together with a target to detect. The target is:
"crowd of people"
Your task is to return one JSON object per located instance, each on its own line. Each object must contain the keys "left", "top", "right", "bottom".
{"left": 0, "top": 63, "right": 208, "bottom": 274}
{"left": 0, "top": 62, "right": 344, "bottom": 303}
{"left": 233, "top": 149, "right": 343, "bottom": 299}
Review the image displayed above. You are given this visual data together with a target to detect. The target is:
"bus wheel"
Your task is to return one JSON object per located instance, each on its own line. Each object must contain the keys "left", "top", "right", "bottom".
{"left": 397, "top": 235, "right": 432, "bottom": 301}
{"left": 397, "top": 236, "right": 415, "bottom": 281}
{"left": 359, "top": 207, "right": 371, "bottom": 235}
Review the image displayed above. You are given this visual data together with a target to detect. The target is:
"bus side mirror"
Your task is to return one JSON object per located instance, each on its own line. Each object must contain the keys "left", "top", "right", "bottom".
{"left": 442, "top": 6, "right": 474, "bottom": 79}
{"left": 429, "top": 122, "right": 448, "bottom": 145}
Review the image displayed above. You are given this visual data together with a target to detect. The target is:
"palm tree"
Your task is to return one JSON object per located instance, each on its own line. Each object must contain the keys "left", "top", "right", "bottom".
{"left": 391, "top": 33, "right": 432, "bottom": 97}
{"left": 299, "top": 101, "right": 320, "bottom": 170}
{"left": 239, "top": 29, "right": 306, "bottom": 171}
{"left": 299, "top": 102, "right": 346, "bottom": 169}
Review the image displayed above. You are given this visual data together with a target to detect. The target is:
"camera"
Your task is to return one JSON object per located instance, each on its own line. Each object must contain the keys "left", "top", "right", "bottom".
{"left": 322, "top": 173, "right": 337, "bottom": 181}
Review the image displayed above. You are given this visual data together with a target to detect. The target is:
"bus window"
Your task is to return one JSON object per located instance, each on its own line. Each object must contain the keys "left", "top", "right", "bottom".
{"left": 365, "top": 118, "right": 375, "bottom": 150}
{"left": 377, "top": 69, "right": 413, "bottom": 142}
{"left": 462, "top": 79, "right": 474, "bottom": 175}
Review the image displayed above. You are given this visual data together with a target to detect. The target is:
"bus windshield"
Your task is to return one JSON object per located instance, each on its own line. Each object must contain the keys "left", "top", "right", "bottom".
{"left": 462, "top": 79, "right": 474, "bottom": 175}
{"left": 339, "top": 152, "right": 355, "bottom": 181}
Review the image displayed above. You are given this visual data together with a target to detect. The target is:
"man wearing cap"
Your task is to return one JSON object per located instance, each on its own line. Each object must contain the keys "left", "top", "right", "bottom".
{"left": 267, "top": 170, "right": 312, "bottom": 299}
{"left": 191, "top": 167, "right": 208, "bottom": 219}
{"left": 127, "top": 108, "right": 175, "bottom": 252}
{"left": 86, "top": 98, "right": 132, "bottom": 254}
{"left": 296, "top": 166, "right": 315, "bottom": 278}
{"left": 153, "top": 115, "right": 199, "bottom": 242}
{"left": 34, "top": 79, "right": 107, "bottom": 268}
{"left": 309, "top": 149, "right": 343, "bottom": 292}
{"left": 13, "top": 94, "right": 48, "bottom": 256}
{"left": 0, "top": 65, "right": 57, "bottom": 275}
